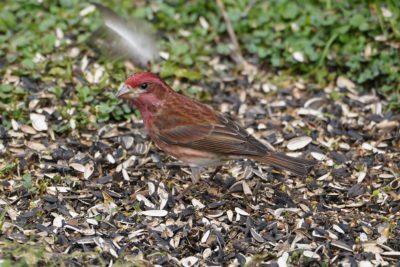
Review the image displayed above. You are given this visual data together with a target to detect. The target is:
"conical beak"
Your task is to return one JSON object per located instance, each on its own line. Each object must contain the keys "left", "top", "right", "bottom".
{"left": 115, "top": 84, "right": 131, "bottom": 98}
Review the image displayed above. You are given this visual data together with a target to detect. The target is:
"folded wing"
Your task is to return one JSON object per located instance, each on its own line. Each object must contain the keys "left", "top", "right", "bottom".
{"left": 155, "top": 113, "right": 270, "bottom": 157}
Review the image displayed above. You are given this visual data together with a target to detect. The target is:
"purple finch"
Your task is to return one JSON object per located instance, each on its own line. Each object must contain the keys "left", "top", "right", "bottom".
{"left": 116, "top": 72, "right": 315, "bottom": 183}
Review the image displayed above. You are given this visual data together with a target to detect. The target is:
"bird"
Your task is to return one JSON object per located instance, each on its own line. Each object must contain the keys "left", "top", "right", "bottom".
{"left": 116, "top": 72, "right": 315, "bottom": 185}
{"left": 91, "top": 3, "right": 159, "bottom": 68}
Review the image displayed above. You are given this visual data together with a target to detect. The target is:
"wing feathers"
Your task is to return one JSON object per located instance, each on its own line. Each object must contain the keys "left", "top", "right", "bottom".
{"left": 155, "top": 113, "right": 269, "bottom": 156}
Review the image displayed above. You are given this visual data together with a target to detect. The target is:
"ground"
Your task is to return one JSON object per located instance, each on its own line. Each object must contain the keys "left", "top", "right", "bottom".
{"left": 0, "top": 1, "right": 399, "bottom": 266}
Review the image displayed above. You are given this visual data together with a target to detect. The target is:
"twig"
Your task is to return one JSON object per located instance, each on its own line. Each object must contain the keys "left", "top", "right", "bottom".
{"left": 241, "top": 0, "right": 257, "bottom": 17}
{"left": 216, "top": 0, "right": 245, "bottom": 66}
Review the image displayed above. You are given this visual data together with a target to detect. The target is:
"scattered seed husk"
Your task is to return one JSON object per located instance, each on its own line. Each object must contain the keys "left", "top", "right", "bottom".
{"left": 332, "top": 224, "right": 345, "bottom": 234}
{"left": 234, "top": 207, "right": 249, "bottom": 216}
{"left": 30, "top": 113, "right": 48, "bottom": 131}
{"left": 357, "top": 171, "right": 367, "bottom": 183}
{"left": 121, "top": 136, "right": 134, "bottom": 149}
{"left": 303, "top": 250, "right": 320, "bottom": 260}
{"left": 136, "top": 194, "right": 155, "bottom": 208}
{"left": 206, "top": 210, "right": 224, "bottom": 218}
{"left": 381, "top": 251, "right": 400, "bottom": 259}
{"left": 106, "top": 154, "right": 116, "bottom": 164}
{"left": 250, "top": 228, "right": 264, "bottom": 243}
{"left": 376, "top": 120, "right": 399, "bottom": 130}
{"left": 84, "top": 162, "right": 94, "bottom": 179}
{"left": 192, "top": 198, "right": 205, "bottom": 209}
{"left": 70, "top": 163, "right": 85, "bottom": 173}
{"left": 26, "top": 141, "right": 47, "bottom": 151}
{"left": 202, "top": 248, "right": 212, "bottom": 259}
{"left": 53, "top": 215, "right": 64, "bottom": 228}
{"left": 226, "top": 210, "right": 233, "bottom": 222}
{"left": 331, "top": 240, "right": 353, "bottom": 252}
{"left": 311, "top": 152, "right": 326, "bottom": 161}
{"left": 20, "top": 125, "right": 37, "bottom": 135}
{"left": 201, "top": 230, "right": 210, "bottom": 243}
{"left": 139, "top": 210, "right": 168, "bottom": 217}
{"left": 337, "top": 76, "right": 357, "bottom": 94}
{"left": 180, "top": 256, "right": 198, "bottom": 267}
{"left": 287, "top": 136, "right": 312, "bottom": 150}
{"left": 277, "top": 252, "right": 289, "bottom": 267}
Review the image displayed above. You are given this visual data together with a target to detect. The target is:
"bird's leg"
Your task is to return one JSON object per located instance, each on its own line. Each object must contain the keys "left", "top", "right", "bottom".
{"left": 190, "top": 166, "right": 201, "bottom": 184}
{"left": 176, "top": 166, "right": 202, "bottom": 200}
{"left": 208, "top": 166, "right": 222, "bottom": 181}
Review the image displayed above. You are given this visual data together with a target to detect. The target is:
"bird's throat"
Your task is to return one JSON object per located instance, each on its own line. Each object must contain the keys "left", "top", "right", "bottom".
{"left": 134, "top": 93, "right": 163, "bottom": 128}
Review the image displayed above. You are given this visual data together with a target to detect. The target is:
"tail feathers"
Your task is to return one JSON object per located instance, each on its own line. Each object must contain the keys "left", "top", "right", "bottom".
{"left": 256, "top": 153, "right": 316, "bottom": 176}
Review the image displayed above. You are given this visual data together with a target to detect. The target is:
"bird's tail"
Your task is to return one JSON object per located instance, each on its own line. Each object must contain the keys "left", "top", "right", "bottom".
{"left": 254, "top": 153, "right": 316, "bottom": 176}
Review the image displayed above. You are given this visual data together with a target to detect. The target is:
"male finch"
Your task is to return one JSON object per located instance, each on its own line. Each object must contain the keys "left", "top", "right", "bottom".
{"left": 116, "top": 72, "right": 315, "bottom": 183}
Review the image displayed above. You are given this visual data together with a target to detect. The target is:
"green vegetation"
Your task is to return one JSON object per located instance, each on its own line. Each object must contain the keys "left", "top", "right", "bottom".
{"left": 0, "top": 161, "right": 18, "bottom": 178}
{"left": 0, "top": 0, "right": 398, "bottom": 132}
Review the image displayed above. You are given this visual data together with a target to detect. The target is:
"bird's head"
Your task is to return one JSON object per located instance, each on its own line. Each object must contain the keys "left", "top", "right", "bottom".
{"left": 115, "top": 72, "right": 170, "bottom": 101}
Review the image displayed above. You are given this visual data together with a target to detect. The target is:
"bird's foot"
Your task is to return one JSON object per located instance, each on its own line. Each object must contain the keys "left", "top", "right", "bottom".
{"left": 176, "top": 166, "right": 223, "bottom": 200}
{"left": 175, "top": 166, "right": 201, "bottom": 200}
{"left": 175, "top": 182, "right": 199, "bottom": 200}
{"left": 207, "top": 166, "right": 222, "bottom": 183}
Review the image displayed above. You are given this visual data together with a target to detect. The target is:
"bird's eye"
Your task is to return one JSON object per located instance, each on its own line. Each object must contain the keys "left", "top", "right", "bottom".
{"left": 140, "top": 83, "right": 148, "bottom": 90}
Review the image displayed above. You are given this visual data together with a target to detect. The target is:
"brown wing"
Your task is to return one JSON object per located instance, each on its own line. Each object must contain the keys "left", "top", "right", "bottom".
{"left": 154, "top": 112, "right": 271, "bottom": 157}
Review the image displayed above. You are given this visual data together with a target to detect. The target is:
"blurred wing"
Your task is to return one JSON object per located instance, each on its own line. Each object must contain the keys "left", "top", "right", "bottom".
{"left": 156, "top": 114, "right": 270, "bottom": 156}
{"left": 91, "top": 3, "right": 159, "bottom": 67}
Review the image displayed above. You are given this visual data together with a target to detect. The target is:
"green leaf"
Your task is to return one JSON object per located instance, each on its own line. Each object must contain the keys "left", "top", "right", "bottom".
{"left": 350, "top": 14, "right": 365, "bottom": 27}
{"left": 48, "top": 86, "right": 63, "bottom": 98}
{"left": 283, "top": 2, "right": 299, "bottom": 20}
{"left": 49, "top": 67, "right": 65, "bottom": 76}
{"left": 257, "top": 46, "right": 268, "bottom": 58}
{"left": 0, "top": 84, "right": 13, "bottom": 93}
{"left": 160, "top": 62, "right": 179, "bottom": 78}
{"left": 76, "top": 86, "right": 94, "bottom": 103}
{"left": 38, "top": 17, "right": 56, "bottom": 32}
{"left": 175, "top": 69, "right": 201, "bottom": 80}
{"left": 59, "top": 0, "right": 75, "bottom": 8}
{"left": 182, "top": 55, "right": 194, "bottom": 66}
{"left": 0, "top": 11, "right": 17, "bottom": 30}
{"left": 22, "top": 173, "right": 32, "bottom": 190}
{"left": 173, "top": 41, "right": 190, "bottom": 55}
{"left": 42, "top": 34, "right": 56, "bottom": 53}
{"left": 217, "top": 43, "right": 230, "bottom": 55}
{"left": 21, "top": 58, "right": 35, "bottom": 69}
{"left": 271, "top": 54, "right": 282, "bottom": 67}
